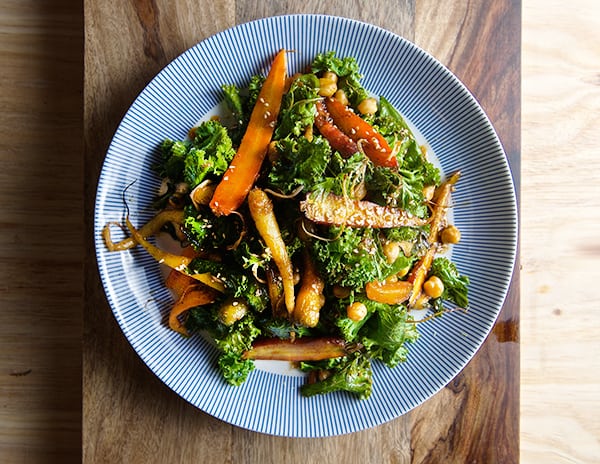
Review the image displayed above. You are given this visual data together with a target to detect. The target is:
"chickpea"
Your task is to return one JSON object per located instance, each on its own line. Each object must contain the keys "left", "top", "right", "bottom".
{"left": 382, "top": 241, "right": 400, "bottom": 264}
{"left": 333, "top": 89, "right": 349, "bottom": 106}
{"left": 346, "top": 302, "right": 368, "bottom": 322}
{"left": 321, "top": 71, "right": 338, "bottom": 83}
{"left": 318, "top": 80, "right": 337, "bottom": 97}
{"left": 423, "top": 276, "right": 444, "bottom": 299}
{"left": 357, "top": 97, "right": 378, "bottom": 115}
{"left": 218, "top": 298, "right": 248, "bottom": 326}
{"left": 441, "top": 225, "right": 461, "bottom": 244}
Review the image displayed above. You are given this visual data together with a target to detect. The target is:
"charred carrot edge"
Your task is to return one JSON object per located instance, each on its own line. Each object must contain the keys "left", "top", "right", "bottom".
{"left": 209, "top": 49, "right": 287, "bottom": 216}
{"left": 300, "top": 192, "right": 428, "bottom": 228}
{"left": 242, "top": 337, "right": 347, "bottom": 361}
{"left": 324, "top": 97, "right": 397, "bottom": 168}
{"left": 314, "top": 100, "right": 359, "bottom": 156}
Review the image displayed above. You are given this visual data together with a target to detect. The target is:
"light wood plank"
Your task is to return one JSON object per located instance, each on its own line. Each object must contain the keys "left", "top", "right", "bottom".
{"left": 521, "top": 1, "right": 600, "bottom": 462}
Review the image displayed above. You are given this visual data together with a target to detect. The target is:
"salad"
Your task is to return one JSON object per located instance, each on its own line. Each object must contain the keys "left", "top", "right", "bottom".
{"left": 103, "top": 50, "right": 469, "bottom": 399}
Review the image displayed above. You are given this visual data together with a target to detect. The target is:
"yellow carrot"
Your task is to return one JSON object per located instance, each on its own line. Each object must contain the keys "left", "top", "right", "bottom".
{"left": 247, "top": 188, "right": 295, "bottom": 314}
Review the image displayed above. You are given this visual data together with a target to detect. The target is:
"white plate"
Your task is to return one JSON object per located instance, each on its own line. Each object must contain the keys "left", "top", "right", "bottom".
{"left": 94, "top": 14, "right": 518, "bottom": 437}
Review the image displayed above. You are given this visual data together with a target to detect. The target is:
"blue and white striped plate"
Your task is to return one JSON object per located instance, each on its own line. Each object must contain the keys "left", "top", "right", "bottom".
{"left": 94, "top": 15, "right": 517, "bottom": 437}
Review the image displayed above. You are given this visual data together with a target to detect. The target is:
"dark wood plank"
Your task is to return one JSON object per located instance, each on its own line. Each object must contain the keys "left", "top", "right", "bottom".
{"left": 83, "top": 1, "right": 236, "bottom": 462}
{"left": 83, "top": 1, "right": 520, "bottom": 462}
{"left": 0, "top": 1, "right": 83, "bottom": 462}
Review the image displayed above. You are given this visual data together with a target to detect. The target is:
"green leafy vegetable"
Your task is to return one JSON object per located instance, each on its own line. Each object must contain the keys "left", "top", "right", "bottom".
{"left": 430, "top": 257, "right": 470, "bottom": 308}
{"left": 300, "top": 354, "right": 373, "bottom": 399}
{"left": 267, "top": 135, "right": 332, "bottom": 193}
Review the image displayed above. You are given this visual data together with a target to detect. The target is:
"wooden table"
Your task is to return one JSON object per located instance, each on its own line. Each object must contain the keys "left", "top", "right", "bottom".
{"left": 2, "top": 0, "right": 526, "bottom": 462}
{"left": 81, "top": 2, "right": 520, "bottom": 462}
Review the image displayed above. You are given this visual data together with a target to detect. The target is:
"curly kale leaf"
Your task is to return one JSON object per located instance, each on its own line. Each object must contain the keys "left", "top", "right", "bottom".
{"left": 372, "top": 96, "right": 413, "bottom": 138}
{"left": 267, "top": 135, "right": 332, "bottom": 194}
{"left": 300, "top": 354, "right": 373, "bottom": 399}
{"left": 185, "top": 302, "right": 260, "bottom": 386}
{"left": 274, "top": 73, "right": 320, "bottom": 140}
{"left": 310, "top": 52, "right": 369, "bottom": 106}
{"left": 154, "top": 120, "right": 235, "bottom": 189}
{"left": 221, "top": 75, "right": 265, "bottom": 144}
{"left": 182, "top": 205, "right": 245, "bottom": 252}
{"left": 359, "top": 303, "right": 419, "bottom": 368}
{"left": 184, "top": 120, "right": 235, "bottom": 188}
{"left": 311, "top": 226, "right": 409, "bottom": 289}
{"left": 430, "top": 257, "right": 470, "bottom": 308}
{"left": 155, "top": 139, "right": 190, "bottom": 182}
{"left": 218, "top": 352, "right": 255, "bottom": 386}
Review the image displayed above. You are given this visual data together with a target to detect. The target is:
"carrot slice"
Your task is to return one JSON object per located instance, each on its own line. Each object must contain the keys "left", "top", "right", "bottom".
{"left": 324, "top": 97, "right": 397, "bottom": 168}
{"left": 210, "top": 49, "right": 287, "bottom": 216}
{"left": 365, "top": 279, "right": 412, "bottom": 305}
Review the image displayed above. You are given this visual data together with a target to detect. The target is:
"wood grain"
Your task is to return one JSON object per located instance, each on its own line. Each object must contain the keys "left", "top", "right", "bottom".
{"left": 521, "top": 1, "right": 600, "bottom": 462}
{"left": 81, "top": 1, "right": 520, "bottom": 463}
{"left": 0, "top": 1, "right": 83, "bottom": 462}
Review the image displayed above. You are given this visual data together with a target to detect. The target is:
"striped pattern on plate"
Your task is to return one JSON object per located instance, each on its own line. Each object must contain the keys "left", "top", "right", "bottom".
{"left": 94, "top": 14, "right": 517, "bottom": 437}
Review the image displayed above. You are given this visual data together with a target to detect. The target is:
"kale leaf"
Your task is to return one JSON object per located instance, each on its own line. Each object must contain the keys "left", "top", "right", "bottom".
{"left": 154, "top": 120, "right": 235, "bottom": 189}
{"left": 430, "top": 257, "right": 470, "bottom": 308}
{"left": 267, "top": 135, "right": 332, "bottom": 194}
{"left": 310, "top": 226, "right": 406, "bottom": 289}
{"left": 189, "top": 258, "right": 269, "bottom": 312}
{"left": 359, "top": 303, "right": 419, "bottom": 368}
{"left": 300, "top": 354, "right": 373, "bottom": 399}
{"left": 274, "top": 73, "right": 320, "bottom": 140}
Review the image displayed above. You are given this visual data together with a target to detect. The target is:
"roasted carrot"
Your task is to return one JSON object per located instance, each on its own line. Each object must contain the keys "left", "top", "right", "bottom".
{"left": 210, "top": 49, "right": 287, "bottom": 216}
{"left": 314, "top": 100, "right": 359, "bottom": 156}
{"left": 427, "top": 171, "right": 461, "bottom": 243}
{"left": 103, "top": 209, "right": 184, "bottom": 251}
{"left": 300, "top": 192, "right": 428, "bottom": 228}
{"left": 169, "top": 285, "right": 219, "bottom": 336}
{"left": 125, "top": 217, "right": 225, "bottom": 292}
{"left": 247, "top": 188, "right": 295, "bottom": 314}
{"left": 324, "top": 97, "right": 397, "bottom": 168}
{"left": 164, "top": 246, "right": 199, "bottom": 297}
{"left": 294, "top": 249, "right": 326, "bottom": 328}
{"left": 242, "top": 337, "right": 347, "bottom": 361}
{"left": 406, "top": 171, "right": 461, "bottom": 306}
{"left": 365, "top": 279, "right": 412, "bottom": 305}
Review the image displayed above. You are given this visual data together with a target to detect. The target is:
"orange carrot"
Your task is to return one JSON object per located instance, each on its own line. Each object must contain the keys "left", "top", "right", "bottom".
{"left": 169, "top": 285, "right": 219, "bottom": 336}
{"left": 210, "top": 49, "right": 287, "bottom": 216}
{"left": 365, "top": 279, "right": 412, "bottom": 305}
{"left": 314, "top": 100, "right": 359, "bottom": 156}
{"left": 324, "top": 97, "right": 397, "bottom": 168}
